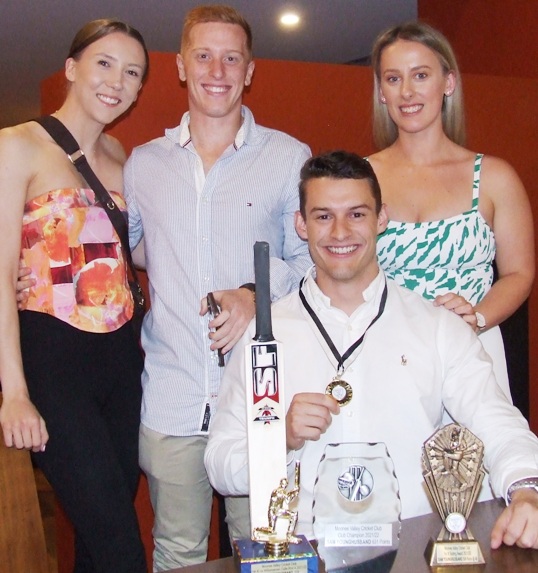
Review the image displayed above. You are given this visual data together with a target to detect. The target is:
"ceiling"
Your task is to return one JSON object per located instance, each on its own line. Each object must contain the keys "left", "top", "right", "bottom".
{"left": 0, "top": 1, "right": 416, "bottom": 128}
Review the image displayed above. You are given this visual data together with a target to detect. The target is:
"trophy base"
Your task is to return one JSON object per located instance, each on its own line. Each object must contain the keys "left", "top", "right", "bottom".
{"left": 234, "top": 535, "right": 318, "bottom": 572}
{"left": 425, "top": 537, "right": 485, "bottom": 567}
{"left": 264, "top": 541, "right": 289, "bottom": 557}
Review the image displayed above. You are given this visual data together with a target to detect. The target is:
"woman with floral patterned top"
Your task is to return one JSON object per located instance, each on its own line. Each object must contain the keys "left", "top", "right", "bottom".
{"left": 0, "top": 19, "right": 149, "bottom": 572}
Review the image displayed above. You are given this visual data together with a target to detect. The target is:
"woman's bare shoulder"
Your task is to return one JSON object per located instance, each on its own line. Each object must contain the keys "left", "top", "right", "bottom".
{"left": 0, "top": 121, "right": 46, "bottom": 154}
{"left": 0, "top": 122, "right": 48, "bottom": 185}
{"left": 366, "top": 148, "right": 392, "bottom": 167}
{"left": 479, "top": 154, "right": 526, "bottom": 199}
{"left": 480, "top": 153, "right": 518, "bottom": 175}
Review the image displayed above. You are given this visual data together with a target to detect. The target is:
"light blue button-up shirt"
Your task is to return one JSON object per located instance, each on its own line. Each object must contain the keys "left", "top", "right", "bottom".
{"left": 124, "top": 106, "right": 312, "bottom": 435}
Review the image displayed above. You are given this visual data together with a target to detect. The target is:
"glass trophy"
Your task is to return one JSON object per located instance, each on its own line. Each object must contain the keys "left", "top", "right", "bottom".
{"left": 313, "top": 442, "right": 401, "bottom": 572}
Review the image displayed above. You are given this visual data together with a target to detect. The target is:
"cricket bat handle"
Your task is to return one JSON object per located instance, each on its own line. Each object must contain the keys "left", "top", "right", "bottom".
{"left": 254, "top": 241, "right": 273, "bottom": 342}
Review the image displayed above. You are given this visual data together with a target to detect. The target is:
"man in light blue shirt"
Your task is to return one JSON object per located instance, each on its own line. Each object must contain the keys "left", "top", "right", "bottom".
{"left": 124, "top": 5, "right": 311, "bottom": 570}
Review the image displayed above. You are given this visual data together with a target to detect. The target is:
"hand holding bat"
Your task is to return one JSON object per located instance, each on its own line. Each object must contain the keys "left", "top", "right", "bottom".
{"left": 207, "top": 292, "right": 225, "bottom": 367}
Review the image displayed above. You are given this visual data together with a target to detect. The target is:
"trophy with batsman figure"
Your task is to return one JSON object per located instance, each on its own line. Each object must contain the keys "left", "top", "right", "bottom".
{"left": 252, "top": 462, "right": 302, "bottom": 555}
{"left": 234, "top": 462, "right": 318, "bottom": 572}
{"left": 422, "top": 423, "right": 486, "bottom": 566}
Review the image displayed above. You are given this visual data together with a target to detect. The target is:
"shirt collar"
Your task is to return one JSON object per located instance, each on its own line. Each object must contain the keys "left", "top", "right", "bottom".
{"left": 166, "top": 105, "right": 256, "bottom": 150}
{"left": 302, "top": 265, "right": 385, "bottom": 315}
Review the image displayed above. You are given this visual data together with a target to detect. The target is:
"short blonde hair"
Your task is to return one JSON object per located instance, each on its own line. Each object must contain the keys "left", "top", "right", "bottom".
{"left": 180, "top": 5, "right": 252, "bottom": 58}
{"left": 371, "top": 21, "right": 465, "bottom": 149}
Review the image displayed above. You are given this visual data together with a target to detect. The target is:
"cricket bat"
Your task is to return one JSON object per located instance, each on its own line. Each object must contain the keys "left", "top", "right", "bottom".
{"left": 245, "top": 241, "right": 288, "bottom": 532}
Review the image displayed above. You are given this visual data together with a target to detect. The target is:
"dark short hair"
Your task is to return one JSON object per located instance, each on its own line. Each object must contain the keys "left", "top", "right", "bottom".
{"left": 299, "top": 151, "right": 382, "bottom": 217}
{"left": 68, "top": 18, "right": 149, "bottom": 81}
{"left": 181, "top": 5, "right": 253, "bottom": 58}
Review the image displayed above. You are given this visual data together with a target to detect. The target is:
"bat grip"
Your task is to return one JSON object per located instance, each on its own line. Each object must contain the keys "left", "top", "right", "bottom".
{"left": 254, "top": 241, "right": 273, "bottom": 342}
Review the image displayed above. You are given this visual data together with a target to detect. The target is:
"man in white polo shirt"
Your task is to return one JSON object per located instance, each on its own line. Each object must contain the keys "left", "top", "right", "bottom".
{"left": 206, "top": 150, "right": 538, "bottom": 549}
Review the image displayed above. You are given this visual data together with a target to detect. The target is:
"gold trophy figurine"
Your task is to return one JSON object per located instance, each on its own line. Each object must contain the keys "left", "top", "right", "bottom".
{"left": 422, "top": 424, "right": 486, "bottom": 567}
{"left": 252, "top": 462, "right": 301, "bottom": 556}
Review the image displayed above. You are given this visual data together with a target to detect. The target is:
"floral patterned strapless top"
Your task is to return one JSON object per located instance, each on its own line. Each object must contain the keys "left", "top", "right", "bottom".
{"left": 377, "top": 154, "right": 495, "bottom": 306}
{"left": 21, "top": 188, "right": 133, "bottom": 333}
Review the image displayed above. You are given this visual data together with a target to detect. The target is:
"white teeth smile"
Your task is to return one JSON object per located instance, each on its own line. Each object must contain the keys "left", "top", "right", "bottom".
{"left": 205, "top": 85, "right": 228, "bottom": 93}
{"left": 98, "top": 94, "right": 120, "bottom": 105}
{"left": 327, "top": 245, "right": 357, "bottom": 254}
{"left": 401, "top": 104, "right": 422, "bottom": 113}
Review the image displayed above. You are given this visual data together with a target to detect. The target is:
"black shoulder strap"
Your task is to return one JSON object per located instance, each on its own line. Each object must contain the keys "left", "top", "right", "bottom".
{"left": 34, "top": 115, "right": 138, "bottom": 278}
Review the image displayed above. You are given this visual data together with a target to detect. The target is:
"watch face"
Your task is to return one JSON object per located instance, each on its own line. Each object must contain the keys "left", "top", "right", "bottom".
{"left": 475, "top": 312, "right": 486, "bottom": 329}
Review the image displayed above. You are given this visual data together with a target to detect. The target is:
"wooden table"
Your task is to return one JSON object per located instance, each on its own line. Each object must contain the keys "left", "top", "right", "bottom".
{"left": 164, "top": 499, "right": 538, "bottom": 572}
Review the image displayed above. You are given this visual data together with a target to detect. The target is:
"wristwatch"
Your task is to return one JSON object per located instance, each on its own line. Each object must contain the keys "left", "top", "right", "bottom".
{"left": 239, "top": 282, "right": 256, "bottom": 303}
{"left": 506, "top": 477, "right": 538, "bottom": 503}
{"left": 474, "top": 311, "right": 486, "bottom": 330}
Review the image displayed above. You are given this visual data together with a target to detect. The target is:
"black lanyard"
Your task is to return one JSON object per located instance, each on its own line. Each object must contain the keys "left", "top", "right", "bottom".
{"left": 298, "top": 277, "right": 388, "bottom": 375}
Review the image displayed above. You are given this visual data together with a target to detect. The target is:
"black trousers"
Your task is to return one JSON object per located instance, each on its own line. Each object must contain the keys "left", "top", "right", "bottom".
{"left": 20, "top": 311, "right": 147, "bottom": 573}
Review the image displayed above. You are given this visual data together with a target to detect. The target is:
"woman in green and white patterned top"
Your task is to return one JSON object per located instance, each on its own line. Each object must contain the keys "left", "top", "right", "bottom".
{"left": 369, "top": 22, "right": 534, "bottom": 402}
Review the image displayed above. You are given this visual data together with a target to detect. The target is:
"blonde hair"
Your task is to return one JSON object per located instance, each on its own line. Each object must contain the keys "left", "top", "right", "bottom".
{"left": 181, "top": 4, "right": 252, "bottom": 58}
{"left": 371, "top": 21, "right": 465, "bottom": 149}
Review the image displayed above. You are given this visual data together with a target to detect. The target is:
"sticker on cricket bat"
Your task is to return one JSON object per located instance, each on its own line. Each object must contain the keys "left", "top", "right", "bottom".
{"left": 251, "top": 340, "right": 281, "bottom": 424}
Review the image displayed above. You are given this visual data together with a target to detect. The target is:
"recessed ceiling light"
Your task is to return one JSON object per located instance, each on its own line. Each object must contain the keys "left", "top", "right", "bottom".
{"left": 280, "top": 12, "right": 300, "bottom": 27}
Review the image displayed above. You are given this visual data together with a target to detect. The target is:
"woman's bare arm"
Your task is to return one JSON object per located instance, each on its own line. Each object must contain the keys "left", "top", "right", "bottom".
{"left": 0, "top": 126, "right": 48, "bottom": 451}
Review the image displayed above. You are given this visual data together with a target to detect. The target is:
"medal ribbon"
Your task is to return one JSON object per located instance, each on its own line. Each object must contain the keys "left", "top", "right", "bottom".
{"left": 299, "top": 278, "right": 388, "bottom": 375}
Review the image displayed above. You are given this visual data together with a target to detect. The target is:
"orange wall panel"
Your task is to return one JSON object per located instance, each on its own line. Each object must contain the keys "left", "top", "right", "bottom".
{"left": 418, "top": 0, "right": 538, "bottom": 78}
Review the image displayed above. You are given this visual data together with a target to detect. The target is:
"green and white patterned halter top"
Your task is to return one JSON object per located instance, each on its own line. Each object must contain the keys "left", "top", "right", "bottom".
{"left": 377, "top": 154, "right": 495, "bottom": 306}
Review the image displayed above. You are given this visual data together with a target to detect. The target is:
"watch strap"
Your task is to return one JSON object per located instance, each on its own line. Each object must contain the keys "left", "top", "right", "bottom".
{"left": 239, "top": 282, "right": 256, "bottom": 303}
{"left": 507, "top": 477, "right": 538, "bottom": 503}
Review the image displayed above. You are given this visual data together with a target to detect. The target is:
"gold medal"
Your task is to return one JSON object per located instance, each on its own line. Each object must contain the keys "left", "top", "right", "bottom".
{"left": 326, "top": 378, "right": 353, "bottom": 406}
